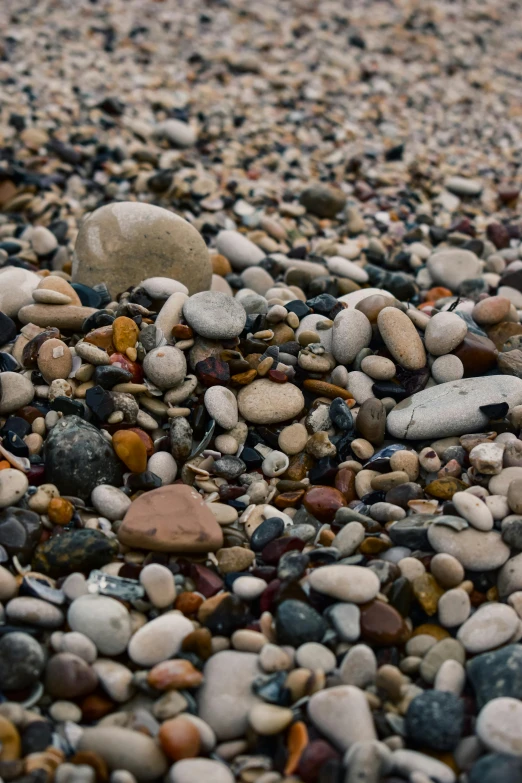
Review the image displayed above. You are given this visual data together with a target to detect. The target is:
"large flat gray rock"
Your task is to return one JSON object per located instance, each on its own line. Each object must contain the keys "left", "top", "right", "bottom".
{"left": 387, "top": 376, "right": 522, "bottom": 439}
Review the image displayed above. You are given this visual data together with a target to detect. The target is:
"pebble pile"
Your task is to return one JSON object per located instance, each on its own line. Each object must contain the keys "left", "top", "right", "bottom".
{"left": 2, "top": 1, "right": 522, "bottom": 783}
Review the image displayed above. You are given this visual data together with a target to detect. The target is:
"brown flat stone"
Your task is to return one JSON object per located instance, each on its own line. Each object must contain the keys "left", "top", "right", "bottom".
{"left": 118, "top": 485, "right": 223, "bottom": 553}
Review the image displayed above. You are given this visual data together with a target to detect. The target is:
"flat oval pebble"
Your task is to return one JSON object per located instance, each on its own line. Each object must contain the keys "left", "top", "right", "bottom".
{"left": 457, "top": 603, "right": 519, "bottom": 653}
{"left": 169, "top": 759, "right": 234, "bottom": 783}
{"left": 428, "top": 525, "right": 510, "bottom": 571}
{"left": 0, "top": 372, "right": 34, "bottom": 414}
{"left": 427, "top": 248, "right": 482, "bottom": 291}
{"left": 216, "top": 230, "right": 265, "bottom": 270}
{"left": 332, "top": 309, "right": 372, "bottom": 365}
{"left": 128, "top": 613, "right": 193, "bottom": 667}
{"left": 183, "top": 291, "right": 246, "bottom": 339}
{"left": 143, "top": 346, "right": 187, "bottom": 389}
{"left": 476, "top": 698, "right": 522, "bottom": 757}
{"left": 308, "top": 685, "right": 377, "bottom": 751}
{"left": 424, "top": 311, "right": 468, "bottom": 356}
{"left": 78, "top": 726, "right": 168, "bottom": 781}
{"left": 452, "top": 491, "right": 494, "bottom": 531}
{"left": 68, "top": 595, "right": 132, "bottom": 655}
{"left": 0, "top": 470, "right": 29, "bottom": 508}
{"left": 308, "top": 565, "right": 380, "bottom": 603}
{"left": 237, "top": 378, "right": 304, "bottom": 424}
{"left": 204, "top": 386, "right": 238, "bottom": 429}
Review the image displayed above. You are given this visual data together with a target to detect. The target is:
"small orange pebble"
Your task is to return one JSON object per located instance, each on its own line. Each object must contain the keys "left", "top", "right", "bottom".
{"left": 211, "top": 253, "right": 232, "bottom": 276}
{"left": 126, "top": 427, "right": 154, "bottom": 458}
{"left": 113, "top": 316, "right": 139, "bottom": 353}
{"left": 231, "top": 369, "right": 257, "bottom": 385}
{"left": 172, "top": 324, "right": 193, "bottom": 340}
{"left": 360, "top": 536, "right": 391, "bottom": 555}
{"left": 148, "top": 659, "right": 203, "bottom": 691}
{"left": 112, "top": 430, "right": 147, "bottom": 473}
{"left": 175, "top": 592, "right": 204, "bottom": 616}
{"left": 285, "top": 721, "right": 308, "bottom": 775}
{"left": 425, "top": 286, "right": 452, "bottom": 302}
{"left": 0, "top": 461, "right": 11, "bottom": 470}
{"left": 62, "top": 261, "right": 72, "bottom": 275}
{"left": 274, "top": 490, "right": 305, "bottom": 509}
{"left": 84, "top": 325, "right": 115, "bottom": 353}
{"left": 0, "top": 715, "right": 21, "bottom": 761}
{"left": 70, "top": 750, "right": 109, "bottom": 782}
{"left": 181, "top": 628, "right": 213, "bottom": 660}
{"left": 80, "top": 693, "right": 115, "bottom": 722}
{"left": 411, "top": 623, "right": 450, "bottom": 640}
{"left": 47, "top": 497, "right": 74, "bottom": 526}
{"left": 158, "top": 717, "right": 201, "bottom": 762}
{"left": 197, "top": 592, "right": 230, "bottom": 624}
{"left": 318, "top": 529, "right": 335, "bottom": 546}
{"left": 303, "top": 379, "right": 354, "bottom": 401}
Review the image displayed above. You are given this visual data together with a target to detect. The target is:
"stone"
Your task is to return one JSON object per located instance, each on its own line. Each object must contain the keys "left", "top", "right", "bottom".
{"left": 0, "top": 632, "right": 45, "bottom": 691}
{"left": 154, "top": 118, "right": 196, "bottom": 147}
{"left": 237, "top": 379, "right": 304, "bottom": 424}
{"left": 468, "top": 753, "right": 522, "bottom": 783}
{"left": 387, "top": 376, "right": 522, "bottom": 439}
{"left": 36, "top": 275, "right": 81, "bottom": 305}
{"left": 308, "top": 685, "right": 376, "bottom": 752}
{"left": 431, "top": 354, "right": 464, "bottom": 383}
{"left": 68, "top": 595, "right": 131, "bottom": 655}
{"left": 32, "top": 529, "right": 118, "bottom": 577}
{"left": 331, "top": 309, "right": 372, "bottom": 365}
{"left": 476, "top": 698, "right": 522, "bottom": 757}
{"left": 44, "top": 416, "right": 122, "bottom": 500}
{"left": 457, "top": 603, "right": 518, "bottom": 653}
{"left": 183, "top": 291, "right": 246, "bottom": 339}
{"left": 0, "top": 372, "right": 34, "bottom": 414}
{"left": 326, "top": 256, "right": 368, "bottom": 282}
{"left": 377, "top": 307, "right": 426, "bottom": 370}
{"left": 0, "top": 470, "right": 28, "bottom": 509}
{"left": 0, "top": 268, "right": 40, "bottom": 318}
{"left": 295, "top": 642, "right": 336, "bottom": 673}
{"left": 425, "top": 312, "right": 468, "bottom": 356}
{"left": 204, "top": 386, "right": 238, "bottom": 429}
{"left": 468, "top": 645, "right": 522, "bottom": 707}
{"left": 308, "top": 565, "right": 380, "bottom": 603}
{"left": 300, "top": 185, "right": 347, "bottom": 218}
{"left": 147, "top": 452, "right": 178, "bottom": 485}
{"left": 37, "top": 338, "right": 73, "bottom": 383}
{"left": 406, "top": 691, "right": 464, "bottom": 751}
{"left": 78, "top": 727, "right": 168, "bottom": 781}
{"left": 427, "top": 249, "right": 482, "bottom": 291}
{"left": 419, "top": 638, "right": 466, "bottom": 684}
{"left": 118, "top": 485, "right": 223, "bottom": 552}
{"left": 45, "top": 652, "right": 98, "bottom": 698}
{"left": 168, "top": 759, "right": 234, "bottom": 783}
{"left": 73, "top": 203, "right": 211, "bottom": 297}
{"left": 278, "top": 423, "right": 309, "bottom": 455}
{"left": 148, "top": 660, "right": 203, "bottom": 691}
{"left": 356, "top": 398, "right": 386, "bottom": 445}
{"left": 303, "top": 486, "right": 346, "bottom": 523}
{"left": 472, "top": 296, "right": 511, "bottom": 325}
{"left": 438, "top": 588, "right": 470, "bottom": 628}
{"left": 140, "top": 563, "right": 176, "bottom": 608}
{"left": 276, "top": 600, "right": 327, "bottom": 646}
{"left": 91, "top": 485, "right": 131, "bottom": 521}
{"left": 128, "top": 613, "right": 194, "bottom": 666}
{"left": 197, "top": 651, "right": 262, "bottom": 740}
{"left": 391, "top": 750, "right": 456, "bottom": 783}
{"left": 452, "top": 491, "right": 493, "bottom": 531}
{"left": 143, "top": 346, "right": 187, "bottom": 389}
{"left": 359, "top": 600, "right": 410, "bottom": 645}
{"left": 428, "top": 525, "right": 510, "bottom": 571}
{"left": 215, "top": 230, "right": 265, "bottom": 270}
{"left": 18, "top": 304, "right": 97, "bottom": 330}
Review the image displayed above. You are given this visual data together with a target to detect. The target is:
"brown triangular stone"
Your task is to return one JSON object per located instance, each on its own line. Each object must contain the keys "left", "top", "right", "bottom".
{"left": 118, "top": 485, "right": 223, "bottom": 552}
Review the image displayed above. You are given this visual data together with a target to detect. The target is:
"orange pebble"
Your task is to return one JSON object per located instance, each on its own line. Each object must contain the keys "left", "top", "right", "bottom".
{"left": 285, "top": 721, "right": 308, "bottom": 775}
{"left": 113, "top": 316, "right": 140, "bottom": 353}
{"left": 126, "top": 427, "right": 154, "bottom": 457}
{"left": 84, "top": 325, "right": 115, "bottom": 354}
{"left": 112, "top": 430, "right": 147, "bottom": 473}
{"left": 0, "top": 461, "right": 11, "bottom": 470}
{"left": 175, "top": 592, "right": 204, "bottom": 616}
{"left": 148, "top": 659, "right": 204, "bottom": 691}
{"left": 47, "top": 497, "right": 74, "bottom": 526}
{"left": 211, "top": 254, "right": 232, "bottom": 276}
{"left": 181, "top": 628, "right": 212, "bottom": 661}
{"left": 158, "top": 717, "right": 201, "bottom": 762}
{"left": 425, "top": 286, "right": 452, "bottom": 302}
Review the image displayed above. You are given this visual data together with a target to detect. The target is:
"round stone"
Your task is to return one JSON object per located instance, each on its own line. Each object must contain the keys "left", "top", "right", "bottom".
{"left": 147, "top": 452, "right": 178, "bottom": 485}
{"left": 183, "top": 292, "right": 246, "bottom": 339}
{"left": 295, "top": 642, "right": 337, "bottom": 673}
{"left": 332, "top": 309, "right": 372, "bottom": 365}
{"left": 128, "top": 613, "right": 193, "bottom": 666}
{"left": 431, "top": 354, "right": 464, "bottom": 383}
{"left": 68, "top": 595, "right": 132, "bottom": 655}
{"left": 406, "top": 691, "right": 464, "bottom": 751}
{"left": 0, "top": 470, "right": 28, "bottom": 509}
{"left": 154, "top": 118, "right": 196, "bottom": 147}
{"left": 139, "top": 563, "right": 176, "bottom": 609}
{"left": 427, "top": 248, "right": 482, "bottom": 291}
{"left": 308, "top": 685, "right": 376, "bottom": 752}
{"left": 30, "top": 226, "right": 58, "bottom": 255}
{"left": 427, "top": 525, "right": 510, "bottom": 571}
{"left": 91, "top": 485, "right": 131, "bottom": 521}
{"left": 45, "top": 652, "right": 98, "bottom": 698}
{"left": 238, "top": 379, "right": 304, "bottom": 424}
{"left": 143, "top": 346, "right": 187, "bottom": 389}
{"left": 37, "top": 338, "right": 73, "bottom": 383}
{"left": 0, "top": 268, "right": 40, "bottom": 318}
{"left": 215, "top": 230, "right": 265, "bottom": 270}
{"left": 472, "top": 296, "right": 511, "bottom": 325}
{"left": 360, "top": 355, "right": 396, "bottom": 380}
{"left": 0, "top": 632, "right": 45, "bottom": 691}
{"left": 73, "top": 203, "right": 212, "bottom": 297}
{"left": 452, "top": 491, "right": 493, "bottom": 531}
{"left": 425, "top": 312, "right": 468, "bottom": 356}
{"left": 0, "top": 372, "right": 34, "bottom": 414}
{"left": 204, "top": 387, "right": 238, "bottom": 429}
{"left": 169, "top": 759, "right": 234, "bottom": 783}
{"left": 278, "top": 423, "right": 308, "bottom": 455}
{"left": 476, "top": 698, "right": 522, "bottom": 756}
{"left": 457, "top": 603, "right": 519, "bottom": 653}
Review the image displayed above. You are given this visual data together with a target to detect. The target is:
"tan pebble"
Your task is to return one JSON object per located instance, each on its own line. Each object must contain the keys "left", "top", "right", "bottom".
{"left": 430, "top": 553, "right": 465, "bottom": 589}
{"left": 24, "top": 433, "right": 43, "bottom": 455}
{"left": 231, "top": 630, "right": 267, "bottom": 653}
{"left": 214, "top": 434, "right": 238, "bottom": 454}
{"left": 167, "top": 407, "right": 192, "bottom": 417}
{"left": 390, "top": 450, "right": 419, "bottom": 481}
{"left": 32, "top": 290, "right": 72, "bottom": 305}
{"left": 350, "top": 438, "right": 374, "bottom": 460}
{"left": 37, "top": 338, "right": 72, "bottom": 383}
{"left": 216, "top": 547, "right": 255, "bottom": 574}
{"left": 298, "top": 330, "right": 320, "bottom": 347}
{"left": 371, "top": 471, "right": 409, "bottom": 491}
{"left": 248, "top": 704, "right": 293, "bottom": 735}
{"left": 257, "top": 357, "right": 274, "bottom": 376}
{"left": 207, "top": 503, "right": 238, "bottom": 525}
{"left": 377, "top": 307, "right": 426, "bottom": 370}
{"left": 18, "top": 305, "right": 96, "bottom": 331}
{"left": 278, "top": 422, "right": 308, "bottom": 455}
{"left": 360, "top": 355, "right": 396, "bottom": 380}
{"left": 75, "top": 381, "right": 94, "bottom": 398}
{"left": 74, "top": 363, "right": 95, "bottom": 382}
{"left": 286, "top": 312, "right": 299, "bottom": 329}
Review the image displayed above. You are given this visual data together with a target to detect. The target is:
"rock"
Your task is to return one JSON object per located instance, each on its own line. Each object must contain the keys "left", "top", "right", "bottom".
{"left": 147, "top": 452, "right": 178, "bottom": 485}
{"left": 498, "top": 552, "right": 522, "bottom": 597}
{"left": 300, "top": 185, "right": 347, "bottom": 218}
{"left": 303, "top": 486, "right": 346, "bottom": 523}
{"left": 30, "top": 226, "right": 58, "bottom": 255}
{"left": 431, "top": 354, "right": 464, "bottom": 383}
{"left": 391, "top": 750, "right": 456, "bottom": 783}
{"left": 419, "top": 639, "right": 466, "bottom": 684}
{"left": 452, "top": 491, "right": 493, "bottom": 531}
{"left": 308, "top": 685, "right": 376, "bottom": 751}
{"left": 0, "top": 372, "right": 34, "bottom": 414}
{"left": 276, "top": 600, "right": 327, "bottom": 646}
{"left": 78, "top": 727, "right": 168, "bottom": 781}
{"left": 468, "top": 645, "right": 522, "bottom": 707}
{"left": 45, "top": 652, "right": 97, "bottom": 698}
{"left": 183, "top": 292, "right": 246, "bottom": 339}
{"left": 237, "top": 379, "right": 304, "bottom": 424}
{"left": 438, "top": 588, "right": 470, "bottom": 628}
{"left": 339, "top": 645, "right": 377, "bottom": 688}
{"left": 168, "top": 759, "right": 234, "bottom": 783}
{"left": 204, "top": 387, "right": 238, "bottom": 429}
{"left": 37, "top": 338, "right": 73, "bottom": 382}
{"left": 91, "top": 485, "right": 131, "bottom": 521}
{"left": 332, "top": 309, "right": 372, "bottom": 365}
{"left": 143, "top": 346, "right": 187, "bottom": 389}
{"left": 308, "top": 565, "right": 380, "bottom": 603}
{"left": 0, "top": 268, "right": 40, "bottom": 318}
{"left": 92, "top": 659, "right": 134, "bottom": 703}
{"left": 18, "top": 304, "right": 97, "bottom": 330}
{"left": 140, "top": 563, "right": 176, "bottom": 609}
{"left": 215, "top": 230, "right": 265, "bottom": 270}
{"left": 427, "top": 525, "right": 510, "bottom": 571}
{"left": 406, "top": 691, "right": 464, "bottom": 751}
{"left": 424, "top": 312, "right": 468, "bottom": 356}
{"left": 0, "top": 506, "right": 41, "bottom": 561}
{"left": 377, "top": 307, "right": 426, "bottom": 370}
{"left": 445, "top": 176, "right": 482, "bottom": 196}
{"left": 0, "top": 470, "right": 28, "bottom": 509}
{"left": 328, "top": 603, "right": 361, "bottom": 643}
{"left": 141, "top": 277, "right": 189, "bottom": 299}
{"left": 155, "top": 292, "right": 188, "bottom": 338}
{"left": 154, "top": 118, "right": 197, "bottom": 147}
{"left": 68, "top": 595, "right": 132, "bottom": 655}
{"left": 73, "top": 203, "right": 211, "bottom": 297}
{"left": 457, "top": 603, "right": 518, "bottom": 653}
{"left": 359, "top": 600, "right": 410, "bottom": 645}
{"left": 0, "top": 632, "right": 45, "bottom": 691}
{"left": 32, "top": 528, "right": 119, "bottom": 577}
{"left": 0, "top": 312, "right": 17, "bottom": 345}
{"left": 295, "top": 642, "right": 337, "bottom": 673}
{"left": 44, "top": 416, "right": 123, "bottom": 500}
{"left": 427, "top": 249, "right": 482, "bottom": 291}
{"left": 118, "top": 485, "right": 224, "bottom": 552}
{"left": 326, "top": 256, "right": 368, "bottom": 283}
{"left": 128, "top": 613, "right": 194, "bottom": 666}
{"left": 6, "top": 596, "right": 63, "bottom": 628}
{"left": 476, "top": 698, "right": 522, "bottom": 757}
{"left": 468, "top": 753, "right": 522, "bottom": 783}
{"left": 387, "top": 376, "right": 522, "bottom": 439}
{"left": 197, "top": 651, "right": 262, "bottom": 740}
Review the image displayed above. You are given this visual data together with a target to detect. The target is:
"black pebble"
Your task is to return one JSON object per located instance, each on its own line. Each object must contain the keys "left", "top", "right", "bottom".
{"left": 0, "top": 312, "right": 17, "bottom": 344}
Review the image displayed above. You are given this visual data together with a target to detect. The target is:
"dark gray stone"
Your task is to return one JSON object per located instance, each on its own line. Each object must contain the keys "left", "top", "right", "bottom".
{"left": 469, "top": 753, "right": 522, "bottom": 783}
{"left": 405, "top": 690, "right": 464, "bottom": 751}
{"left": 468, "top": 644, "right": 522, "bottom": 708}
{"left": 0, "top": 632, "right": 46, "bottom": 691}
{"left": 276, "top": 599, "right": 327, "bottom": 646}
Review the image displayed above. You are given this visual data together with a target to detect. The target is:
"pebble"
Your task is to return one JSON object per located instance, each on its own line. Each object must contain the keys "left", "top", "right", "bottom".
{"left": 457, "top": 603, "right": 519, "bottom": 653}
{"left": 427, "top": 248, "right": 482, "bottom": 290}
{"left": 295, "top": 642, "right": 337, "bottom": 673}
{"left": 128, "top": 613, "right": 193, "bottom": 667}
{"left": 452, "top": 491, "right": 494, "bottom": 531}
{"left": 332, "top": 309, "right": 372, "bottom": 365}
{"left": 476, "top": 698, "right": 522, "bottom": 756}
{"left": 428, "top": 525, "right": 510, "bottom": 571}
{"left": 139, "top": 564, "right": 176, "bottom": 608}
{"left": 204, "top": 387, "right": 238, "bottom": 429}
{"left": 406, "top": 690, "right": 464, "bottom": 751}
{"left": 431, "top": 354, "right": 464, "bottom": 383}
{"left": 78, "top": 727, "right": 168, "bottom": 781}
{"left": 183, "top": 291, "right": 246, "bottom": 339}
{"left": 0, "top": 632, "right": 46, "bottom": 690}
{"left": 0, "top": 372, "right": 34, "bottom": 414}
{"left": 308, "top": 565, "right": 380, "bottom": 603}
{"left": 0, "top": 469, "right": 28, "bottom": 508}
{"left": 377, "top": 307, "right": 426, "bottom": 370}
{"left": 424, "top": 312, "right": 468, "bottom": 356}
{"left": 168, "top": 759, "right": 234, "bottom": 783}
{"left": 0, "top": 268, "right": 40, "bottom": 317}
{"left": 308, "top": 685, "right": 377, "bottom": 751}
{"left": 216, "top": 230, "right": 265, "bottom": 270}
{"left": 67, "top": 595, "right": 131, "bottom": 655}
{"left": 438, "top": 588, "right": 471, "bottom": 628}
{"left": 143, "top": 346, "right": 187, "bottom": 389}
{"left": 91, "top": 485, "right": 131, "bottom": 521}
{"left": 147, "top": 452, "right": 177, "bottom": 485}
{"left": 237, "top": 379, "right": 304, "bottom": 424}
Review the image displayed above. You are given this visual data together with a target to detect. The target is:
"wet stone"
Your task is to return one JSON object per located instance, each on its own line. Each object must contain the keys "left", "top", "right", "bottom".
{"left": 405, "top": 691, "right": 464, "bottom": 751}
{"left": 32, "top": 529, "right": 119, "bottom": 577}
{"left": 276, "top": 599, "right": 327, "bottom": 646}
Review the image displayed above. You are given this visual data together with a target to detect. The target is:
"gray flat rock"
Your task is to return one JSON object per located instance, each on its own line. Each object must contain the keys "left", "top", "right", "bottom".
{"left": 387, "top": 377, "right": 522, "bottom": 440}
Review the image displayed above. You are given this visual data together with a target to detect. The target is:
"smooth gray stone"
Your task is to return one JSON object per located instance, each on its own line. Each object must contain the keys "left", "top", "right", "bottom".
{"left": 387, "top": 376, "right": 522, "bottom": 439}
